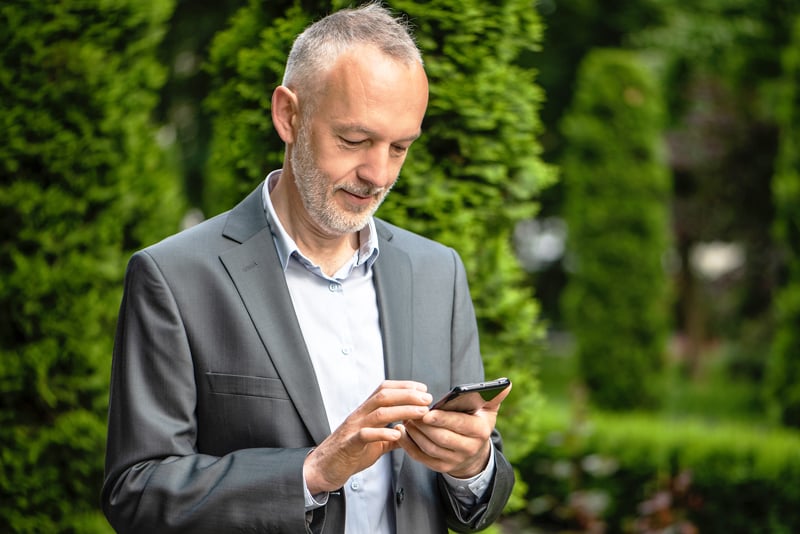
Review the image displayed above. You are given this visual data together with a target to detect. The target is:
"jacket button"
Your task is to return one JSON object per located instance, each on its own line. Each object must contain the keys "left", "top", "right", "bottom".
{"left": 396, "top": 488, "right": 405, "bottom": 505}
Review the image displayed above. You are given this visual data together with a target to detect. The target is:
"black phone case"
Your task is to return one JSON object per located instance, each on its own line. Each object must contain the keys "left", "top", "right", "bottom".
{"left": 431, "top": 377, "right": 511, "bottom": 413}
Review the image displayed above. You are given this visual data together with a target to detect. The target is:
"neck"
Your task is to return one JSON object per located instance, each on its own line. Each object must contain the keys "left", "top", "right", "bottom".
{"left": 294, "top": 228, "right": 360, "bottom": 277}
{"left": 270, "top": 172, "right": 360, "bottom": 277}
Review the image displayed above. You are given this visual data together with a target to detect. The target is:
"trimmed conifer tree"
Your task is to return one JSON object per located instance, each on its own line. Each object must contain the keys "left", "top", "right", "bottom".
{"left": 766, "top": 17, "right": 800, "bottom": 428}
{"left": 560, "top": 49, "right": 672, "bottom": 410}
{"left": 0, "top": 2, "right": 181, "bottom": 531}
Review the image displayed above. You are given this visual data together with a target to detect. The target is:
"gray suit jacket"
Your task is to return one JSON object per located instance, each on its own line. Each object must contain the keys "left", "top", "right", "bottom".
{"left": 101, "top": 184, "right": 514, "bottom": 533}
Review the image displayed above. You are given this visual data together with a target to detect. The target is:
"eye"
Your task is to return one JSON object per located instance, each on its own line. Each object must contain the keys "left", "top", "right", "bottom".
{"left": 390, "top": 144, "right": 410, "bottom": 157}
{"left": 340, "top": 137, "right": 366, "bottom": 148}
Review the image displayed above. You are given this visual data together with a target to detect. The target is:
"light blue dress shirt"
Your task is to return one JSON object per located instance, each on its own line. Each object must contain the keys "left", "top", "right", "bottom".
{"left": 262, "top": 170, "right": 495, "bottom": 533}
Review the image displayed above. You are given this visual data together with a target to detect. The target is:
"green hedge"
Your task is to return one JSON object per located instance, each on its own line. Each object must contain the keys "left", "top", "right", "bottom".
{"left": 560, "top": 49, "right": 672, "bottom": 411}
{"left": 0, "top": 2, "right": 181, "bottom": 531}
{"left": 767, "top": 16, "right": 800, "bottom": 429}
{"left": 518, "top": 405, "right": 800, "bottom": 532}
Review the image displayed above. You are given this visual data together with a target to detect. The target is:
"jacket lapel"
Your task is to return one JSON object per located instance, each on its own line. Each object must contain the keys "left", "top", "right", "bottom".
{"left": 373, "top": 221, "right": 414, "bottom": 381}
{"left": 218, "top": 185, "right": 331, "bottom": 445}
{"left": 373, "top": 221, "right": 415, "bottom": 482}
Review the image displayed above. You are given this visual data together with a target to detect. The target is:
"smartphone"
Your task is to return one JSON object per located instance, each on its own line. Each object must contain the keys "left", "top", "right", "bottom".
{"left": 430, "top": 377, "right": 511, "bottom": 414}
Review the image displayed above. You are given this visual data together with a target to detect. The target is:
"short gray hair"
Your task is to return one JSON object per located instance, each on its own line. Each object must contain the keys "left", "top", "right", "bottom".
{"left": 282, "top": 2, "right": 423, "bottom": 100}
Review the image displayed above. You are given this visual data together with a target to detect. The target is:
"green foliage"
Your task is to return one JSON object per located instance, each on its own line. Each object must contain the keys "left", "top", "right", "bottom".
{"left": 0, "top": 1, "right": 181, "bottom": 531}
{"left": 560, "top": 49, "right": 672, "bottom": 410}
{"left": 534, "top": 0, "right": 665, "bottom": 136}
{"left": 534, "top": 0, "right": 799, "bottom": 395}
{"left": 767, "top": 16, "right": 800, "bottom": 428}
{"left": 518, "top": 404, "right": 800, "bottom": 532}
{"left": 204, "top": 0, "right": 314, "bottom": 216}
{"left": 629, "top": 2, "right": 790, "bottom": 368}
{"left": 156, "top": 0, "right": 244, "bottom": 207}
{"left": 205, "top": 0, "right": 555, "bottom": 503}
{"left": 629, "top": 0, "right": 799, "bottom": 90}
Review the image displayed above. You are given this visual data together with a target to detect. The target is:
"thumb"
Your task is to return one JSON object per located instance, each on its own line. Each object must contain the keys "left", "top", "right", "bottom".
{"left": 483, "top": 383, "right": 512, "bottom": 412}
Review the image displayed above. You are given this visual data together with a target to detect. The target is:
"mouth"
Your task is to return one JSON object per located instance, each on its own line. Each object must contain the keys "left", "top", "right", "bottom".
{"left": 339, "top": 192, "right": 376, "bottom": 213}
{"left": 339, "top": 186, "right": 383, "bottom": 205}
{"left": 345, "top": 190, "right": 372, "bottom": 200}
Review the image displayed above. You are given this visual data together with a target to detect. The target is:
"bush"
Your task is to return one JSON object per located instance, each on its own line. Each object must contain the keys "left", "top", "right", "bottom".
{"left": 560, "top": 49, "right": 672, "bottom": 410}
{"left": 767, "top": 16, "right": 800, "bottom": 429}
{"left": 517, "top": 404, "right": 800, "bottom": 532}
{"left": 0, "top": 2, "right": 181, "bottom": 531}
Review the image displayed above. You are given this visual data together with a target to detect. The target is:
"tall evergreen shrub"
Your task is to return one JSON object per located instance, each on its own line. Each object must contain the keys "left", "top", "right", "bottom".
{"left": 560, "top": 49, "right": 671, "bottom": 410}
{"left": 205, "top": 0, "right": 554, "bottom": 485}
{"left": 0, "top": 2, "right": 181, "bottom": 531}
{"left": 766, "top": 17, "right": 800, "bottom": 428}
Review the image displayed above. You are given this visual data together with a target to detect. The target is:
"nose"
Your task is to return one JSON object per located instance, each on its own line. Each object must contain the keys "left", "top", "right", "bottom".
{"left": 358, "top": 145, "right": 398, "bottom": 189}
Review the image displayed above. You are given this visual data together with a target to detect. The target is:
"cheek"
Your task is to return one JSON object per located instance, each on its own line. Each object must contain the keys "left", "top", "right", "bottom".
{"left": 316, "top": 149, "right": 363, "bottom": 182}
{"left": 385, "top": 156, "right": 407, "bottom": 183}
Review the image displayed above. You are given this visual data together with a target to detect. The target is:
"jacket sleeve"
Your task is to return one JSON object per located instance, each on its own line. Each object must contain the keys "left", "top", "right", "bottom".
{"left": 101, "top": 251, "right": 315, "bottom": 533}
{"left": 437, "top": 249, "right": 515, "bottom": 532}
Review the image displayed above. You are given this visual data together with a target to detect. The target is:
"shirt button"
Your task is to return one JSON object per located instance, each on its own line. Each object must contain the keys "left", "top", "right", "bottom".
{"left": 341, "top": 347, "right": 352, "bottom": 355}
{"left": 328, "top": 282, "right": 340, "bottom": 292}
{"left": 350, "top": 480, "right": 360, "bottom": 491}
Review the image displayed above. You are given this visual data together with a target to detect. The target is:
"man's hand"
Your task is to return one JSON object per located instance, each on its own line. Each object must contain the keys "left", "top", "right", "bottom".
{"left": 398, "top": 383, "right": 511, "bottom": 478}
{"left": 303, "top": 380, "right": 432, "bottom": 494}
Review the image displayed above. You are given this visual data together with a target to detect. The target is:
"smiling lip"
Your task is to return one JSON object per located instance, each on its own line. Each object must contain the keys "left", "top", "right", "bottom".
{"left": 341, "top": 187, "right": 381, "bottom": 204}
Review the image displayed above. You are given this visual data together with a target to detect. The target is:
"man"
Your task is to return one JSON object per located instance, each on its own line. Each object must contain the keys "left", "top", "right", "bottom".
{"left": 101, "top": 3, "right": 514, "bottom": 533}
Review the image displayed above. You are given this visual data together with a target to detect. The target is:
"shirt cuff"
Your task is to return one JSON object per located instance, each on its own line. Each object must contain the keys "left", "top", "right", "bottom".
{"left": 441, "top": 440, "right": 496, "bottom": 506}
{"left": 303, "top": 477, "right": 329, "bottom": 511}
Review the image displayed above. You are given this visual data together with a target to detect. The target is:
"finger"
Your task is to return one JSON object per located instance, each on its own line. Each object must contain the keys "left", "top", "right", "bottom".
{"left": 374, "top": 380, "right": 429, "bottom": 393}
{"left": 367, "top": 404, "right": 429, "bottom": 428}
{"left": 357, "top": 425, "right": 404, "bottom": 444}
{"left": 419, "top": 409, "right": 497, "bottom": 450}
{"left": 404, "top": 420, "right": 460, "bottom": 457}
{"left": 368, "top": 385, "right": 432, "bottom": 410}
{"left": 482, "top": 383, "right": 512, "bottom": 411}
{"left": 398, "top": 423, "right": 462, "bottom": 473}
{"left": 396, "top": 423, "right": 432, "bottom": 458}
{"left": 357, "top": 387, "right": 431, "bottom": 428}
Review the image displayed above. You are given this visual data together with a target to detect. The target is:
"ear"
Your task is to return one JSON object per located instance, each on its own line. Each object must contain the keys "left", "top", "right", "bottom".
{"left": 272, "top": 85, "right": 299, "bottom": 144}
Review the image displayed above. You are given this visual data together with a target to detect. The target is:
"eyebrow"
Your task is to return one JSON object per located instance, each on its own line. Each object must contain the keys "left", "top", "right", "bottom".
{"left": 335, "top": 123, "right": 422, "bottom": 144}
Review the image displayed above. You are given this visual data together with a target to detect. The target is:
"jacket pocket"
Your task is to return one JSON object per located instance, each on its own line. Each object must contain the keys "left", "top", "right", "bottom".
{"left": 206, "top": 372, "right": 290, "bottom": 399}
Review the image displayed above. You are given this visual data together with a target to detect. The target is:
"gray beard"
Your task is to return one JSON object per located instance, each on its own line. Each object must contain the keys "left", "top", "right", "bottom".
{"left": 290, "top": 128, "right": 391, "bottom": 235}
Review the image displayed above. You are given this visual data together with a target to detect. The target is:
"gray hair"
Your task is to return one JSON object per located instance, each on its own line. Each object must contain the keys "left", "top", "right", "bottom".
{"left": 282, "top": 2, "right": 423, "bottom": 102}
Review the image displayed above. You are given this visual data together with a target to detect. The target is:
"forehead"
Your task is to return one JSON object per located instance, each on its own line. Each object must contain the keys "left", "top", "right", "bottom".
{"left": 310, "top": 45, "right": 429, "bottom": 139}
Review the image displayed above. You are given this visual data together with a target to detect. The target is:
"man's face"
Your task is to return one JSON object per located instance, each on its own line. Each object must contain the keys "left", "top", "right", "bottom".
{"left": 288, "top": 45, "right": 429, "bottom": 236}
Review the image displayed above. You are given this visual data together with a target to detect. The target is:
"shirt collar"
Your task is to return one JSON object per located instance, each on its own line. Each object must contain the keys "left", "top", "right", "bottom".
{"left": 262, "top": 169, "right": 380, "bottom": 275}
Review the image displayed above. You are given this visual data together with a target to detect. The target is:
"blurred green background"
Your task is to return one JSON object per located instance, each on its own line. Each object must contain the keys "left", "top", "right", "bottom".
{"left": 1, "top": 0, "right": 799, "bottom": 532}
